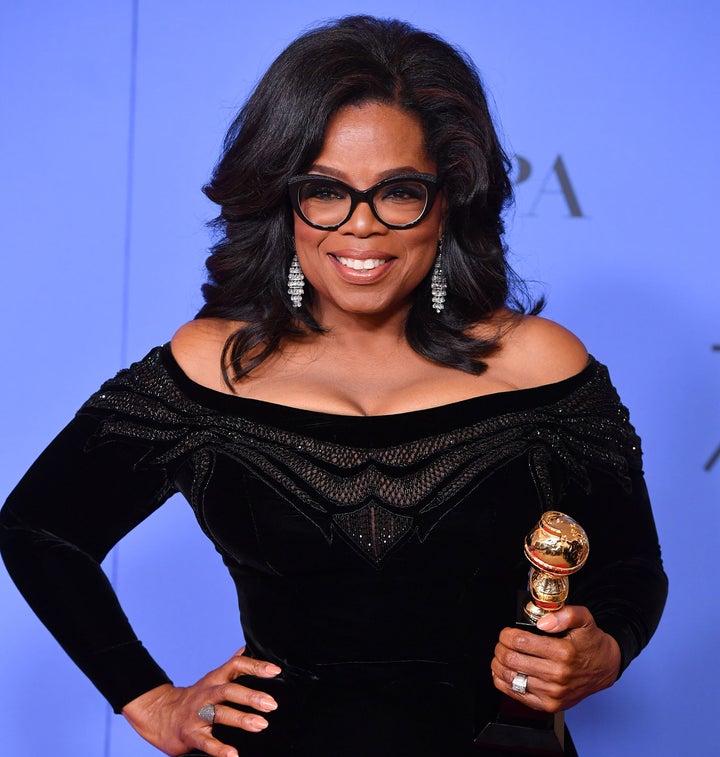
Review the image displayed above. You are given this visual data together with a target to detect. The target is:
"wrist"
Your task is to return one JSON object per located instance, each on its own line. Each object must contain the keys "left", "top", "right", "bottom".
{"left": 122, "top": 683, "right": 177, "bottom": 726}
{"left": 602, "top": 631, "right": 622, "bottom": 686}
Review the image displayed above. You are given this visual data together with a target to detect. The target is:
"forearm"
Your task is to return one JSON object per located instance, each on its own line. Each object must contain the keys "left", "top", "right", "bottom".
{"left": 0, "top": 413, "right": 177, "bottom": 710}
{"left": 1, "top": 505, "right": 172, "bottom": 709}
{"left": 563, "top": 469, "right": 668, "bottom": 674}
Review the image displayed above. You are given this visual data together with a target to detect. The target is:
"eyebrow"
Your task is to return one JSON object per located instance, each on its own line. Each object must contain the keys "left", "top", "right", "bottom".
{"left": 307, "top": 164, "right": 429, "bottom": 184}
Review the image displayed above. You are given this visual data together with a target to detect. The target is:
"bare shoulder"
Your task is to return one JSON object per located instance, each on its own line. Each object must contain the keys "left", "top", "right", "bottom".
{"left": 170, "top": 318, "right": 240, "bottom": 391}
{"left": 490, "top": 314, "right": 589, "bottom": 389}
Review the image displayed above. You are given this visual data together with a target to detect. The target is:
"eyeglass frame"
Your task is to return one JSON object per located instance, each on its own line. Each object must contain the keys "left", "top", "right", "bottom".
{"left": 287, "top": 172, "right": 440, "bottom": 231}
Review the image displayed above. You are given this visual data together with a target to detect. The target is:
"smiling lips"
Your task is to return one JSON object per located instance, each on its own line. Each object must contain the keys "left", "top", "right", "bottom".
{"left": 328, "top": 253, "right": 395, "bottom": 283}
{"left": 335, "top": 255, "right": 387, "bottom": 270}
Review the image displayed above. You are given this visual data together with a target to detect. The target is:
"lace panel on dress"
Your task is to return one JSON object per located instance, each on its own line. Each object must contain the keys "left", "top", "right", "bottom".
{"left": 80, "top": 349, "right": 642, "bottom": 565}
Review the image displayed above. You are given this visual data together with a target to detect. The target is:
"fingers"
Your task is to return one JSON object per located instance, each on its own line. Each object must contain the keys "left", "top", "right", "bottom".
{"left": 536, "top": 604, "right": 594, "bottom": 634}
{"left": 491, "top": 667, "right": 562, "bottom": 713}
{"left": 496, "top": 626, "right": 576, "bottom": 675}
{"left": 218, "top": 649, "right": 283, "bottom": 681}
{"left": 178, "top": 689, "right": 274, "bottom": 757}
{"left": 187, "top": 727, "right": 242, "bottom": 757}
{"left": 208, "top": 678, "right": 279, "bottom": 715}
{"left": 491, "top": 606, "right": 621, "bottom": 711}
{"left": 180, "top": 660, "right": 281, "bottom": 757}
{"left": 233, "top": 653, "right": 283, "bottom": 679}
{"left": 491, "top": 654, "right": 566, "bottom": 712}
{"left": 121, "top": 650, "right": 285, "bottom": 757}
{"left": 198, "top": 650, "right": 282, "bottom": 695}
{"left": 491, "top": 616, "right": 581, "bottom": 710}
{"left": 213, "top": 702, "right": 272, "bottom": 732}
{"left": 491, "top": 631, "right": 568, "bottom": 705}
{"left": 194, "top": 651, "right": 282, "bottom": 733}
{"left": 180, "top": 651, "right": 282, "bottom": 753}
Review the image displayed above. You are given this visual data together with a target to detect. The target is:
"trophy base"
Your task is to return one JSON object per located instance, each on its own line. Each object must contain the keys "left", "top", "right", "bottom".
{"left": 474, "top": 715, "right": 577, "bottom": 756}
{"left": 474, "top": 689, "right": 567, "bottom": 755}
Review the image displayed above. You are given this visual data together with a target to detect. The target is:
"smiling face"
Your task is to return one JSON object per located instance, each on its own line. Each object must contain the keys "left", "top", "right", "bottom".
{"left": 292, "top": 102, "right": 444, "bottom": 324}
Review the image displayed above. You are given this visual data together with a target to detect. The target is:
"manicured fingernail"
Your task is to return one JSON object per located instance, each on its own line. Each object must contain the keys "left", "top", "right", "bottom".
{"left": 265, "top": 663, "right": 282, "bottom": 675}
{"left": 253, "top": 717, "right": 269, "bottom": 729}
{"left": 261, "top": 697, "right": 278, "bottom": 711}
{"left": 537, "top": 614, "right": 558, "bottom": 631}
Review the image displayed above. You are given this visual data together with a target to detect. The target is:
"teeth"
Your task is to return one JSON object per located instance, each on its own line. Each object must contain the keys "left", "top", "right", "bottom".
{"left": 336, "top": 256, "right": 385, "bottom": 270}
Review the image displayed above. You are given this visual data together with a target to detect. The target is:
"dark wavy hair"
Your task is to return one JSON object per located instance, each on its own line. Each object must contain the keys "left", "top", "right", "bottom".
{"left": 198, "top": 14, "right": 541, "bottom": 383}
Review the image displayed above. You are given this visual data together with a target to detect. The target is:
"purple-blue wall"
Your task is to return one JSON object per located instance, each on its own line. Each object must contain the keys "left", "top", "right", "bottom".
{"left": 1, "top": 2, "right": 717, "bottom": 755}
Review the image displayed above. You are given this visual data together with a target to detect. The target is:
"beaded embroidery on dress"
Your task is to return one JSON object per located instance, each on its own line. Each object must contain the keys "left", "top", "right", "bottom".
{"left": 79, "top": 347, "right": 642, "bottom": 566}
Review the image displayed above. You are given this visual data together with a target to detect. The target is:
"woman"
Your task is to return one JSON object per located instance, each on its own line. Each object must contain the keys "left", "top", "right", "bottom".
{"left": 0, "top": 15, "right": 667, "bottom": 757}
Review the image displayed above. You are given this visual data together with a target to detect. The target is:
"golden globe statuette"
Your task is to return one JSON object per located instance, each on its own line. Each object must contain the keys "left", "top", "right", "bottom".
{"left": 475, "top": 511, "right": 589, "bottom": 756}
{"left": 522, "top": 510, "right": 590, "bottom": 625}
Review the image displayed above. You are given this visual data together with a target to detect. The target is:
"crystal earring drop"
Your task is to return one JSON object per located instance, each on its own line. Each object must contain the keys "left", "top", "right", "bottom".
{"left": 431, "top": 243, "right": 447, "bottom": 313}
{"left": 288, "top": 253, "right": 305, "bottom": 309}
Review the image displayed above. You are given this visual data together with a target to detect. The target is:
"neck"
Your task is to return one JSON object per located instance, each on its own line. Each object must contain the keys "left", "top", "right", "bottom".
{"left": 309, "top": 301, "right": 411, "bottom": 349}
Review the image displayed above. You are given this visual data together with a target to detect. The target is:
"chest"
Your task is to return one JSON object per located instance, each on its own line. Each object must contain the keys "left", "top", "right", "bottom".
{"left": 174, "top": 423, "right": 550, "bottom": 580}
{"left": 237, "top": 350, "right": 517, "bottom": 416}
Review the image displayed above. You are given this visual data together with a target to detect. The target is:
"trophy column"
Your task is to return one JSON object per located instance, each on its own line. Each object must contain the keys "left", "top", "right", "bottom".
{"left": 475, "top": 511, "right": 589, "bottom": 756}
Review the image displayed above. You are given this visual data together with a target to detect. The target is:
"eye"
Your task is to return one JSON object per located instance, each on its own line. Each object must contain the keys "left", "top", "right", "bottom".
{"left": 300, "top": 180, "right": 348, "bottom": 202}
{"left": 379, "top": 181, "right": 427, "bottom": 203}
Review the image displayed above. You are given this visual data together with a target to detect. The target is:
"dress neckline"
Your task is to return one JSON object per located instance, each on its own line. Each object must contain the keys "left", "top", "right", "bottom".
{"left": 158, "top": 343, "right": 597, "bottom": 425}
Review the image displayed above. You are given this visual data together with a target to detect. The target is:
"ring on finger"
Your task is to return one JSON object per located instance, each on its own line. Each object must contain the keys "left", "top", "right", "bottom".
{"left": 511, "top": 672, "right": 528, "bottom": 695}
{"left": 198, "top": 704, "right": 216, "bottom": 724}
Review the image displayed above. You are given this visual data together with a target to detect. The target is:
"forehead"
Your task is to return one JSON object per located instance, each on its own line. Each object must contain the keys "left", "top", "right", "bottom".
{"left": 310, "top": 102, "right": 435, "bottom": 184}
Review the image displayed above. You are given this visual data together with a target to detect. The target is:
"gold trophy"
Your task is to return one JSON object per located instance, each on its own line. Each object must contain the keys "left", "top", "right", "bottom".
{"left": 522, "top": 511, "right": 589, "bottom": 625}
{"left": 475, "top": 511, "right": 589, "bottom": 756}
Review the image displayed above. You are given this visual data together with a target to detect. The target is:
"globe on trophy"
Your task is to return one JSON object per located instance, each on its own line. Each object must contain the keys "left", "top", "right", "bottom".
{"left": 475, "top": 511, "right": 589, "bottom": 756}
{"left": 522, "top": 510, "right": 590, "bottom": 626}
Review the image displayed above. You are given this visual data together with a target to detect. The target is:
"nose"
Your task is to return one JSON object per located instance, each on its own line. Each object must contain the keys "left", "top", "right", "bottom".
{"left": 339, "top": 199, "right": 386, "bottom": 236}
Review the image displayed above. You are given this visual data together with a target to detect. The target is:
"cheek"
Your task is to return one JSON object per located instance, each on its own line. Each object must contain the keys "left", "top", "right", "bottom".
{"left": 406, "top": 228, "right": 441, "bottom": 266}
{"left": 293, "top": 217, "right": 312, "bottom": 246}
{"left": 400, "top": 228, "right": 442, "bottom": 288}
{"left": 411, "top": 205, "right": 444, "bottom": 257}
{"left": 293, "top": 220, "right": 326, "bottom": 271}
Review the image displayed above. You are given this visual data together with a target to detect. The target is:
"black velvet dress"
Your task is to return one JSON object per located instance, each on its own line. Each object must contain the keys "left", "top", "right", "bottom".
{"left": 0, "top": 346, "right": 667, "bottom": 756}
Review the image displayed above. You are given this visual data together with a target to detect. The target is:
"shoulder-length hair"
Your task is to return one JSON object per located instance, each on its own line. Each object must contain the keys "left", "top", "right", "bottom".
{"left": 199, "top": 14, "right": 540, "bottom": 384}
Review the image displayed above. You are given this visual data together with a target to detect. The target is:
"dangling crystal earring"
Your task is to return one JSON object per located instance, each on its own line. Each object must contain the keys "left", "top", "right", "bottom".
{"left": 288, "top": 253, "right": 305, "bottom": 309}
{"left": 431, "top": 240, "right": 447, "bottom": 313}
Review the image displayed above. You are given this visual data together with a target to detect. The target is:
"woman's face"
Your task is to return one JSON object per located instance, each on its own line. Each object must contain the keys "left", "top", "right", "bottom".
{"left": 292, "top": 101, "right": 444, "bottom": 322}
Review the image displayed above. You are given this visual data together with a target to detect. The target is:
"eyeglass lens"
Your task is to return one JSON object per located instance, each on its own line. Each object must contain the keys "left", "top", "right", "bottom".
{"left": 296, "top": 178, "right": 430, "bottom": 228}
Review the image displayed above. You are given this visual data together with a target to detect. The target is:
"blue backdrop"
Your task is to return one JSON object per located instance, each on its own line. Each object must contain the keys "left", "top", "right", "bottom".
{"left": 1, "top": 2, "right": 718, "bottom": 755}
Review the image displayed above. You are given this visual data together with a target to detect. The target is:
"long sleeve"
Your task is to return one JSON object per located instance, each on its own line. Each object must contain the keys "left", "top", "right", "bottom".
{"left": 514, "top": 356, "right": 668, "bottom": 675}
{"left": 0, "top": 401, "right": 178, "bottom": 712}
{"left": 563, "top": 464, "right": 668, "bottom": 675}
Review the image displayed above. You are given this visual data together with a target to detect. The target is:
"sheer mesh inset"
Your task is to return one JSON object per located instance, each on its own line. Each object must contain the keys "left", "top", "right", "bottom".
{"left": 81, "top": 347, "right": 641, "bottom": 565}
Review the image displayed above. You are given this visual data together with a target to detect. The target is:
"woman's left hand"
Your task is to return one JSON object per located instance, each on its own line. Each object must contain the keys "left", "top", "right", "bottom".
{"left": 491, "top": 605, "right": 621, "bottom": 712}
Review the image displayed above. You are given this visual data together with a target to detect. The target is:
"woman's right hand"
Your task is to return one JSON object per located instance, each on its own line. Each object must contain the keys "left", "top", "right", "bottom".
{"left": 121, "top": 647, "right": 281, "bottom": 757}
